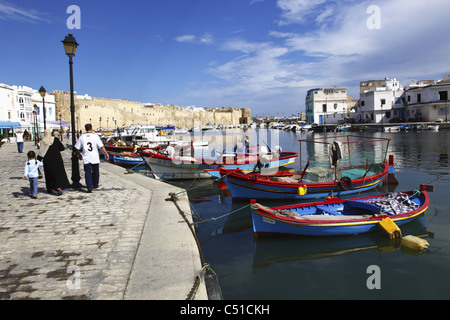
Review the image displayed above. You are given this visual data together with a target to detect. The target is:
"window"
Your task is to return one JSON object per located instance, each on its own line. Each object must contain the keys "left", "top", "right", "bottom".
{"left": 334, "top": 103, "right": 338, "bottom": 109}
{"left": 439, "top": 91, "right": 448, "bottom": 101}
{"left": 417, "top": 94, "right": 421, "bottom": 103}
{"left": 361, "top": 100, "right": 365, "bottom": 106}
{"left": 322, "top": 104, "right": 327, "bottom": 112}
{"left": 380, "top": 99, "right": 386, "bottom": 105}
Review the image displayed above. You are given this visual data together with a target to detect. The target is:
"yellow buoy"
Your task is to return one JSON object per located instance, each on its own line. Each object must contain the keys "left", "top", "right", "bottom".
{"left": 401, "top": 235, "right": 429, "bottom": 251}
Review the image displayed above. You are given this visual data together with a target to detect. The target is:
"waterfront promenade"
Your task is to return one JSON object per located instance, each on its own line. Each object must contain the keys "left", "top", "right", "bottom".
{"left": 0, "top": 141, "right": 207, "bottom": 300}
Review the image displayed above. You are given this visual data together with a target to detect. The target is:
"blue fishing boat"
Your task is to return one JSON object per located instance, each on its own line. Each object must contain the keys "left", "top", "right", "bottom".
{"left": 213, "top": 162, "right": 388, "bottom": 200}
{"left": 209, "top": 135, "right": 394, "bottom": 200}
{"left": 250, "top": 185, "right": 432, "bottom": 237}
{"left": 111, "top": 153, "right": 144, "bottom": 167}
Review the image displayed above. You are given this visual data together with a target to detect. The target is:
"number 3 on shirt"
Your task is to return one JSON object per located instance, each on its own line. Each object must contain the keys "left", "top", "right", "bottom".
{"left": 87, "top": 142, "right": 93, "bottom": 152}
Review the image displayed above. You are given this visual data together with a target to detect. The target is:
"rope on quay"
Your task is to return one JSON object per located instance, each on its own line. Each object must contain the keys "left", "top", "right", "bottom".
{"left": 165, "top": 192, "right": 223, "bottom": 300}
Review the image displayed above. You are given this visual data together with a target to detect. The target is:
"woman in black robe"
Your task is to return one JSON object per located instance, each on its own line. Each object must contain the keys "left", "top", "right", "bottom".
{"left": 38, "top": 130, "right": 71, "bottom": 195}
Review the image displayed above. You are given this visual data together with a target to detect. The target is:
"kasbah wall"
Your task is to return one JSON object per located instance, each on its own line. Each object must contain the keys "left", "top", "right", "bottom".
{"left": 52, "top": 91, "right": 251, "bottom": 131}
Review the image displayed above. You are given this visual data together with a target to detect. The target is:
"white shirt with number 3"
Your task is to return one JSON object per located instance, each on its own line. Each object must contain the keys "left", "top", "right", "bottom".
{"left": 74, "top": 133, "right": 104, "bottom": 164}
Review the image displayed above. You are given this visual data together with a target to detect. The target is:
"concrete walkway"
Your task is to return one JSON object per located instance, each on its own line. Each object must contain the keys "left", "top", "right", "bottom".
{"left": 0, "top": 141, "right": 207, "bottom": 300}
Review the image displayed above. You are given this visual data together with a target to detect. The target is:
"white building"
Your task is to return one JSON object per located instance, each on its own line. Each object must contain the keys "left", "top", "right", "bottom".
{"left": 357, "top": 78, "right": 404, "bottom": 123}
{"left": 0, "top": 83, "right": 16, "bottom": 122}
{"left": 305, "top": 87, "right": 349, "bottom": 124}
{"left": 0, "top": 83, "right": 57, "bottom": 138}
{"left": 403, "top": 75, "right": 450, "bottom": 122}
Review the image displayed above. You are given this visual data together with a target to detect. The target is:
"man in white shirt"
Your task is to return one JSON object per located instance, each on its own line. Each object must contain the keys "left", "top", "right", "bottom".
{"left": 15, "top": 130, "right": 24, "bottom": 153}
{"left": 74, "top": 124, "right": 109, "bottom": 193}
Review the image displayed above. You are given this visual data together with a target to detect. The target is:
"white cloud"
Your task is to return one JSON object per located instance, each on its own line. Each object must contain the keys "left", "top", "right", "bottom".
{"left": 281, "top": 0, "right": 450, "bottom": 82}
{"left": 187, "top": 0, "right": 450, "bottom": 112}
{"left": 277, "top": 0, "right": 327, "bottom": 25}
{"left": 0, "top": 1, "right": 50, "bottom": 23}
{"left": 175, "top": 34, "right": 196, "bottom": 43}
{"left": 210, "top": 39, "right": 295, "bottom": 90}
{"left": 175, "top": 33, "right": 214, "bottom": 45}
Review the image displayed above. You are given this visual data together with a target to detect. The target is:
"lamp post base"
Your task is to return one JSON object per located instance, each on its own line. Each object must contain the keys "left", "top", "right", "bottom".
{"left": 71, "top": 152, "right": 83, "bottom": 189}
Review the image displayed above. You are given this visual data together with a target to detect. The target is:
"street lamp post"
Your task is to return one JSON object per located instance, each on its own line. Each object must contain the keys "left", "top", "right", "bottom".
{"left": 39, "top": 86, "right": 47, "bottom": 130}
{"left": 62, "top": 33, "right": 82, "bottom": 189}
{"left": 59, "top": 113, "right": 63, "bottom": 142}
{"left": 33, "top": 104, "right": 38, "bottom": 146}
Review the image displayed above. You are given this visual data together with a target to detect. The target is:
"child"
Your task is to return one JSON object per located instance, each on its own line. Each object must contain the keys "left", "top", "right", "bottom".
{"left": 24, "top": 150, "right": 43, "bottom": 199}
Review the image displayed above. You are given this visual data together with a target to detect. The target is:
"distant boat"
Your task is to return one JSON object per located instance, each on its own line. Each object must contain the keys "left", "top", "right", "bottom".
{"left": 250, "top": 185, "right": 432, "bottom": 237}
{"left": 414, "top": 124, "right": 439, "bottom": 131}
{"left": 383, "top": 126, "right": 400, "bottom": 132}
{"left": 335, "top": 124, "right": 351, "bottom": 132}
{"left": 398, "top": 124, "right": 414, "bottom": 131}
{"left": 141, "top": 147, "right": 298, "bottom": 180}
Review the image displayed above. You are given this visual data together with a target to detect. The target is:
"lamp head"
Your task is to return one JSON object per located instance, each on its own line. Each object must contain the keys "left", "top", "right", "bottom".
{"left": 62, "top": 33, "right": 79, "bottom": 57}
{"left": 39, "top": 86, "right": 46, "bottom": 97}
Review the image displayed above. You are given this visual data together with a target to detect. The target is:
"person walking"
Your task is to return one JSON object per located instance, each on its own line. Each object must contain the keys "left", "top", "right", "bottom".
{"left": 38, "top": 129, "right": 71, "bottom": 195}
{"left": 15, "top": 130, "right": 24, "bottom": 153}
{"left": 74, "top": 124, "right": 109, "bottom": 193}
{"left": 24, "top": 150, "right": 43, "bottom": 199}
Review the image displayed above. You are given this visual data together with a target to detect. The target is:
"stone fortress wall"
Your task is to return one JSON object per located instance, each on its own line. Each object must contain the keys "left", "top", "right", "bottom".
{"left": 52, "top": 91, "right": 251, "bottom": 131}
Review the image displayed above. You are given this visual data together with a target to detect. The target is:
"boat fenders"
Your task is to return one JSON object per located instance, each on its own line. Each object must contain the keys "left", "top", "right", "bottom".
{"left": 401, "top": 235, "right": 430, "bottom": 251}
{"left": 297, "top": 185, "right": 307, "bottom": 196}
{"left": 378, "top": 217, "right": 402, "bottom": 239}
{"left": 387, "top": 155, "right": 398, "bottom": 184}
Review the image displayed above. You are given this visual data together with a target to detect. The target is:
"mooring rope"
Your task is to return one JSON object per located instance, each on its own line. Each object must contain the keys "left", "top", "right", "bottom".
{"left": 165, "top": 192, "right": 222, "bottom": 300}
{"left": 195, "top": 203, "right": 251, "bottom": 224}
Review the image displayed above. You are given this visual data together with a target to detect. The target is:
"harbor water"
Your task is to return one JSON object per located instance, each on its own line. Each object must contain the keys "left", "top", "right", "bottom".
{"left": 137, "top": 128, "right": 450, "bottom": 299}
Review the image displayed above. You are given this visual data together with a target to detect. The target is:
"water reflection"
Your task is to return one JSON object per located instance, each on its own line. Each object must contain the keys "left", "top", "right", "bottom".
{"left": 134, "top": 129, "right": 450, "bottom": 299}
{"left": 252, "top": 215, "right": 430, "bottom": 274}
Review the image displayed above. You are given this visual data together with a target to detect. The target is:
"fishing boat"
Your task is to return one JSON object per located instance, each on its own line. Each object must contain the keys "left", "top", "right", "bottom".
{"left": 250, "top": 185, "right": 433, "bottom": 237}
{"left": 398, "top": 124, "right": 414, "bottom": 131}
{"left": 141, "top": 146, "right": 298, "bottom": 180}
{"left": 210, "top": 135, "right": 394, "bottom": 200}
{"left": 109, "top": 153, "right": 144, "bottom": 167}
{"left": 414, "top": 124, "right": 439, "bottom": 131}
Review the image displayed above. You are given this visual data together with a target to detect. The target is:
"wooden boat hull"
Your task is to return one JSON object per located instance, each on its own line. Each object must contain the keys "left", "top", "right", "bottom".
{"left": 142, "top": 151, "right": 298, "bottom": 180}
{"left": 251, "top": 188, "right": 430, "bottom": 237}
{"left": 111, "top": 154, "right": 144, "bottom": 166}
{"left": 217, "top": 161, "right": 389, "bottom": 200}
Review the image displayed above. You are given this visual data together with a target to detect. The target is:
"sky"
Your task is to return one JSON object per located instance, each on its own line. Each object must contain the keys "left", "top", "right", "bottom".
{"left": 1, "top": 0, "right": 450, "bottom": 117}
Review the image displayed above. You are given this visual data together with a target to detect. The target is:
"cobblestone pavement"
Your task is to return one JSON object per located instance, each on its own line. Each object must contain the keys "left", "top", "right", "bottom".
{"left": 0, "top": 140, "right": 202, "bottom": 300}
